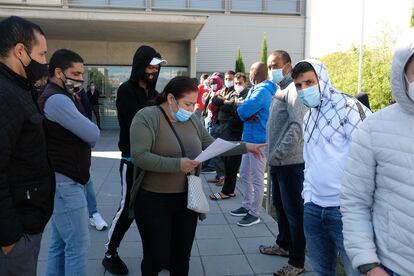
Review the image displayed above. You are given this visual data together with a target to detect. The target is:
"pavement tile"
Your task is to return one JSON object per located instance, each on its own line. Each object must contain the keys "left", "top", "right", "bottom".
{"left": 201, "top": 255, "right": 253, "bottom": 276}
{"left": 230, "top": 224, "right": 274, "bottom": 238}
{"left": 197, "top": 237, "right": 242, "bottom": 256}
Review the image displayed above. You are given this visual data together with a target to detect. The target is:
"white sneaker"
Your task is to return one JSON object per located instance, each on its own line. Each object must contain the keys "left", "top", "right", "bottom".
{"left": 90, "top": 213, "right": 108, "bottom": 231}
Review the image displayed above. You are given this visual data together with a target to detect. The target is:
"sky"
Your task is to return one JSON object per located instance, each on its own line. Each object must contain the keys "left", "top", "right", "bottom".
{"left": 309, "top": 0, "right": 412, "bottom": 57}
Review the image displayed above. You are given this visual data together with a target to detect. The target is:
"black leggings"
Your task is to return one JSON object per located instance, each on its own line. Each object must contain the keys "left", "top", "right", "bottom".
{"left": 135, "top": 189, "right": 198, "bottom": 276}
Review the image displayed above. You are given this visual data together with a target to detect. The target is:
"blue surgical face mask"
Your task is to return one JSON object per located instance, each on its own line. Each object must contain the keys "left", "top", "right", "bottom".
{"left": 298, "top": 84, "right": 321, "bottom": 108}
{"left": 269, "top": 69, "right": 284, "bottom": 84}
{"left": 172, "top": 97, "right": 193, "bottom": 122}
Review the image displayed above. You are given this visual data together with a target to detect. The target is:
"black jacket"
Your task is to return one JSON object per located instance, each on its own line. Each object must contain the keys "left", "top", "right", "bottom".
{"left": 86, "top": 88, "right": 100, "bottom": 106}
{"left": 0, "top": 62, "right": 54, "bottom": 246}
{"left": 117, "top": 45, "right": 162, "bottom": 157}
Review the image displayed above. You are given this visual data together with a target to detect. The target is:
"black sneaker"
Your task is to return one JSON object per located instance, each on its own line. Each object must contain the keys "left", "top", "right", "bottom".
{"left": 237, "top": 213, "right": 260, "bottom": 227}
{"left": 230, "top": 207, "right": 249, "bottom": 217}
{"left": 102, "top": 253, "right": 129, "bottom": 275}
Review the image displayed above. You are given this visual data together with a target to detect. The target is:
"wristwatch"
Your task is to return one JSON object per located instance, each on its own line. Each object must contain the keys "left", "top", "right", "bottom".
{"left": 358, "top": 263, "right": 380, "bottom": 274}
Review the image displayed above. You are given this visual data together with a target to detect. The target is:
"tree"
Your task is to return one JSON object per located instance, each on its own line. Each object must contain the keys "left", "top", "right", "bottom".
{"left": 261, "top": 33, "right": 268, "bottom": 64}
{"left": 411, "top": 6, "right": 414, "bottom": 27}
{"left": 235, "top": 48, "right": 246, "bottom": 74}
{"left": 320, "top": 44, "right": 393, "bottom": 111}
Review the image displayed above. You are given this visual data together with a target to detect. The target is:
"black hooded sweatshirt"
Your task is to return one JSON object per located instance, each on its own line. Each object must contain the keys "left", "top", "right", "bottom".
{"left": 116, "top": 45, "right": 162, "bottom": 158}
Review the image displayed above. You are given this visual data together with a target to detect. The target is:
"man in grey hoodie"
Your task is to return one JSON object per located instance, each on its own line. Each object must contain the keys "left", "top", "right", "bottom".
{"left": 259, "top": 51, "right": 307, "bottom": 276}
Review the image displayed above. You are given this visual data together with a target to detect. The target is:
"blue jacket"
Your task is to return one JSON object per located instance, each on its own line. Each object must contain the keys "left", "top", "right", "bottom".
{"left": 237, "top": 80, "right": 276, "bottom": 143}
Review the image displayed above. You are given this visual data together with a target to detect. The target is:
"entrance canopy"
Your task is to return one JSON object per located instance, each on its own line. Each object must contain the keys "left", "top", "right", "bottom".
{"left": 0, "top": 7, "right": 208, "bottom": 42}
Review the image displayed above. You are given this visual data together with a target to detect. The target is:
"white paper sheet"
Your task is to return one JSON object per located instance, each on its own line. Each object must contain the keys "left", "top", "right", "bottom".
{"left": 195, "top": 138, "right": 239, "bottom": 162}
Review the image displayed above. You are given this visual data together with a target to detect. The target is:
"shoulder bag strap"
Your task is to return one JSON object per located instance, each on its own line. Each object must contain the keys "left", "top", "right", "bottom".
{"left": 158, "top": 106, "right": 186, "bottom": 158}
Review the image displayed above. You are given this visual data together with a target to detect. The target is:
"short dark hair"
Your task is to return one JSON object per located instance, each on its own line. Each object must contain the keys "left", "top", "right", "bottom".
{"left": 201, "top": 73, "right": 209, "bottom": 80}
{"left": 234, "top": 72, "right": 247, "bottom": 82}
{"left": 225, "top": 70, "right": 236, "bottom": 76}
{"left": 48, "top": 49, "right": 84, "bottom": 77}
{"left": 291, "top": 61, "right": 314, "bottom": 79}
{"left": 0, "top": 16, "right": 45, "bottom": 58}
{"left": 271, "top": 50, "right": 292, "bottom": 65}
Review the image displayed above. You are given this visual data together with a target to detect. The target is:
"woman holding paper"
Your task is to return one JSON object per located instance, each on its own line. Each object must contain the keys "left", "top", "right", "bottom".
{"left": 128, "top": 76, "right": 265, "bottom": 276}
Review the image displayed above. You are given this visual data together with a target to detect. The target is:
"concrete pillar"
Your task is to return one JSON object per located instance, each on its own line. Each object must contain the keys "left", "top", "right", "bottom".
{"left": 189, "top": 39, "right": 196, "bottom": 77}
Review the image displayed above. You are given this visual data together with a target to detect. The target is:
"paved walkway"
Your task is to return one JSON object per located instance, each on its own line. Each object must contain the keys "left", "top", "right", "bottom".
{"left": 37, "top": 130, "right": 315, "bottom": 276}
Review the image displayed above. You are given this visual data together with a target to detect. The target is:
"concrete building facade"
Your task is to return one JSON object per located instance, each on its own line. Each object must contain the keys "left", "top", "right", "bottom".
{"left": 0, "top": 0, "right": 306, "bottom": 128}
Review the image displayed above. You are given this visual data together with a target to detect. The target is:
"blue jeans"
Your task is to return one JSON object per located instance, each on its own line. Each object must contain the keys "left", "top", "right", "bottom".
{"left": 46, "top": 181, "right": 90, "bottom": 276}
{"left": 85, "top": 178, "right": 98, "bottom": 217}
{"left": 303, "top": 202, "right": 358, "bottom": 276}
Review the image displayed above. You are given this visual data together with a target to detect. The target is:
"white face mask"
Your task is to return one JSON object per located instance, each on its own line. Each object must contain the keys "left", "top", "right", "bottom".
{"left": 406, "top": 75, "right": 414, "bottom": 101}
{"left": 210, "top": 84, "right": 218, "bottom": 91}
{"left": 203, "top": 80, "right": 209, "bottom": 87}
{"left": 224, "top": 80, "right": 234, "bottom": 88}
{"left": 234, "top": 84, "right": 244, "bottom": 94}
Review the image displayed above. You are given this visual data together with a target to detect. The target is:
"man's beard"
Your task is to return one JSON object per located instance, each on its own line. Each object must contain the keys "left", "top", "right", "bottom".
{"left": 144, "top": 73, "right": 157, "bottom": 84}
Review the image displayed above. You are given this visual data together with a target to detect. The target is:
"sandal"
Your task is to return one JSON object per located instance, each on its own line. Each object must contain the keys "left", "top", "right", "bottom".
{"left": 274, "top": 264, "right": 304, "bottom": 276}
{"left": 209, "top": 192, "right": 235, "bottom": 201}
{"left": 259, "top": 244, "right": 289, "bottom": 257}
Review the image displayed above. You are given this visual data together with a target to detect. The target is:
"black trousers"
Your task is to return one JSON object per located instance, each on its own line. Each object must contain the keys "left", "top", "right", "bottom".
{"left": 270, "top": 164, "right": 306, "bottom": 268}
{"left": 92, "top": 105, "right": 101, "bottom": 128}
{"left": 106, "top": 159, "right": 135, "bottom": 254}
{"left": 135, "top": 189, "right": 198, "bottom": 276}
{"left": 221, "top": 154, "right": 242, "bottom": 195}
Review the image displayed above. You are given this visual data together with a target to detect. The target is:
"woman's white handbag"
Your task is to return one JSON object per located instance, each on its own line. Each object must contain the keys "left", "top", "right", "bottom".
{"left": 187, "top": 175, "right": 209, "bottom": 214}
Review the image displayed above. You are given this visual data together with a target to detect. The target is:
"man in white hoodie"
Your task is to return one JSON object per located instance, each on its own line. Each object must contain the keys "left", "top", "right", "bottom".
{"left": 341, "top": 30, "right": 414, "bottom": 276}
{"left": 292, "top": 59, "right": 371, "bottom": 275}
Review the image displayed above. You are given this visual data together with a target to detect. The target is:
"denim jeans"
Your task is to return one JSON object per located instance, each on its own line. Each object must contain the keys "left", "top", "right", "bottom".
{"left": 85, "top": 178, "right": 98, "bottom": 217}
{"left": 270, "top": 164, "right": 306, "bottom": 268}
{"left": 46, "top": 181, "right": 90, "bottom": 276}
{"left": 303, "top": 202, "right": 358, "bottom": 276}
{"left": 240, "top": 150, "right": 267, "bottom": 217}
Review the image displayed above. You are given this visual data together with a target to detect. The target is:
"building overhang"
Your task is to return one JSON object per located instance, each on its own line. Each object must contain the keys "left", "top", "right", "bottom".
{"left": 0, "top": 6, "right": 208, "bottom": 42}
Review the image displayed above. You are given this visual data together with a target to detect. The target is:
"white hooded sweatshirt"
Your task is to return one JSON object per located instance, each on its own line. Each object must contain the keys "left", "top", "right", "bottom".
{"left": 341, "top": 29, "right": 414, "bottom": 275}
{"left": 301, "top": 59, "right": 371, "bottom": 207}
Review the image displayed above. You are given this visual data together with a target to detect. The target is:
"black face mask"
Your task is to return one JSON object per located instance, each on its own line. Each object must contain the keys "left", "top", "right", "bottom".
{"left": 19, "top": 49, "right": 48, "bottom": 86}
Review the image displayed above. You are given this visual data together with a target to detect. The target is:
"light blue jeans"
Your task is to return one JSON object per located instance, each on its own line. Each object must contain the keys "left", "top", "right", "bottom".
{"left": 240, "top": 151, "right": 267, "bottom": 217}
{"left": 303, "top": 202, "right": 358, "bottom": 276}
{"left": 46, "top": 181, "right": 90, "bottom": 276}
{"left": 85, "top": 178, "right": 98, "bottom": 217}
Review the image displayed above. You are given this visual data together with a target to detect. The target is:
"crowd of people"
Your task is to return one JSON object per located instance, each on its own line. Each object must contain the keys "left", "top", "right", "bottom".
{"left": 0, "top": 15, "right": 413, "bottom": 276}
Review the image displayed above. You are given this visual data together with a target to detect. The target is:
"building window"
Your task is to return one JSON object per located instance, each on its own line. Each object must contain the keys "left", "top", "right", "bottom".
{"left": 85, "top": 65, "right": 188, "bottom": 129}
